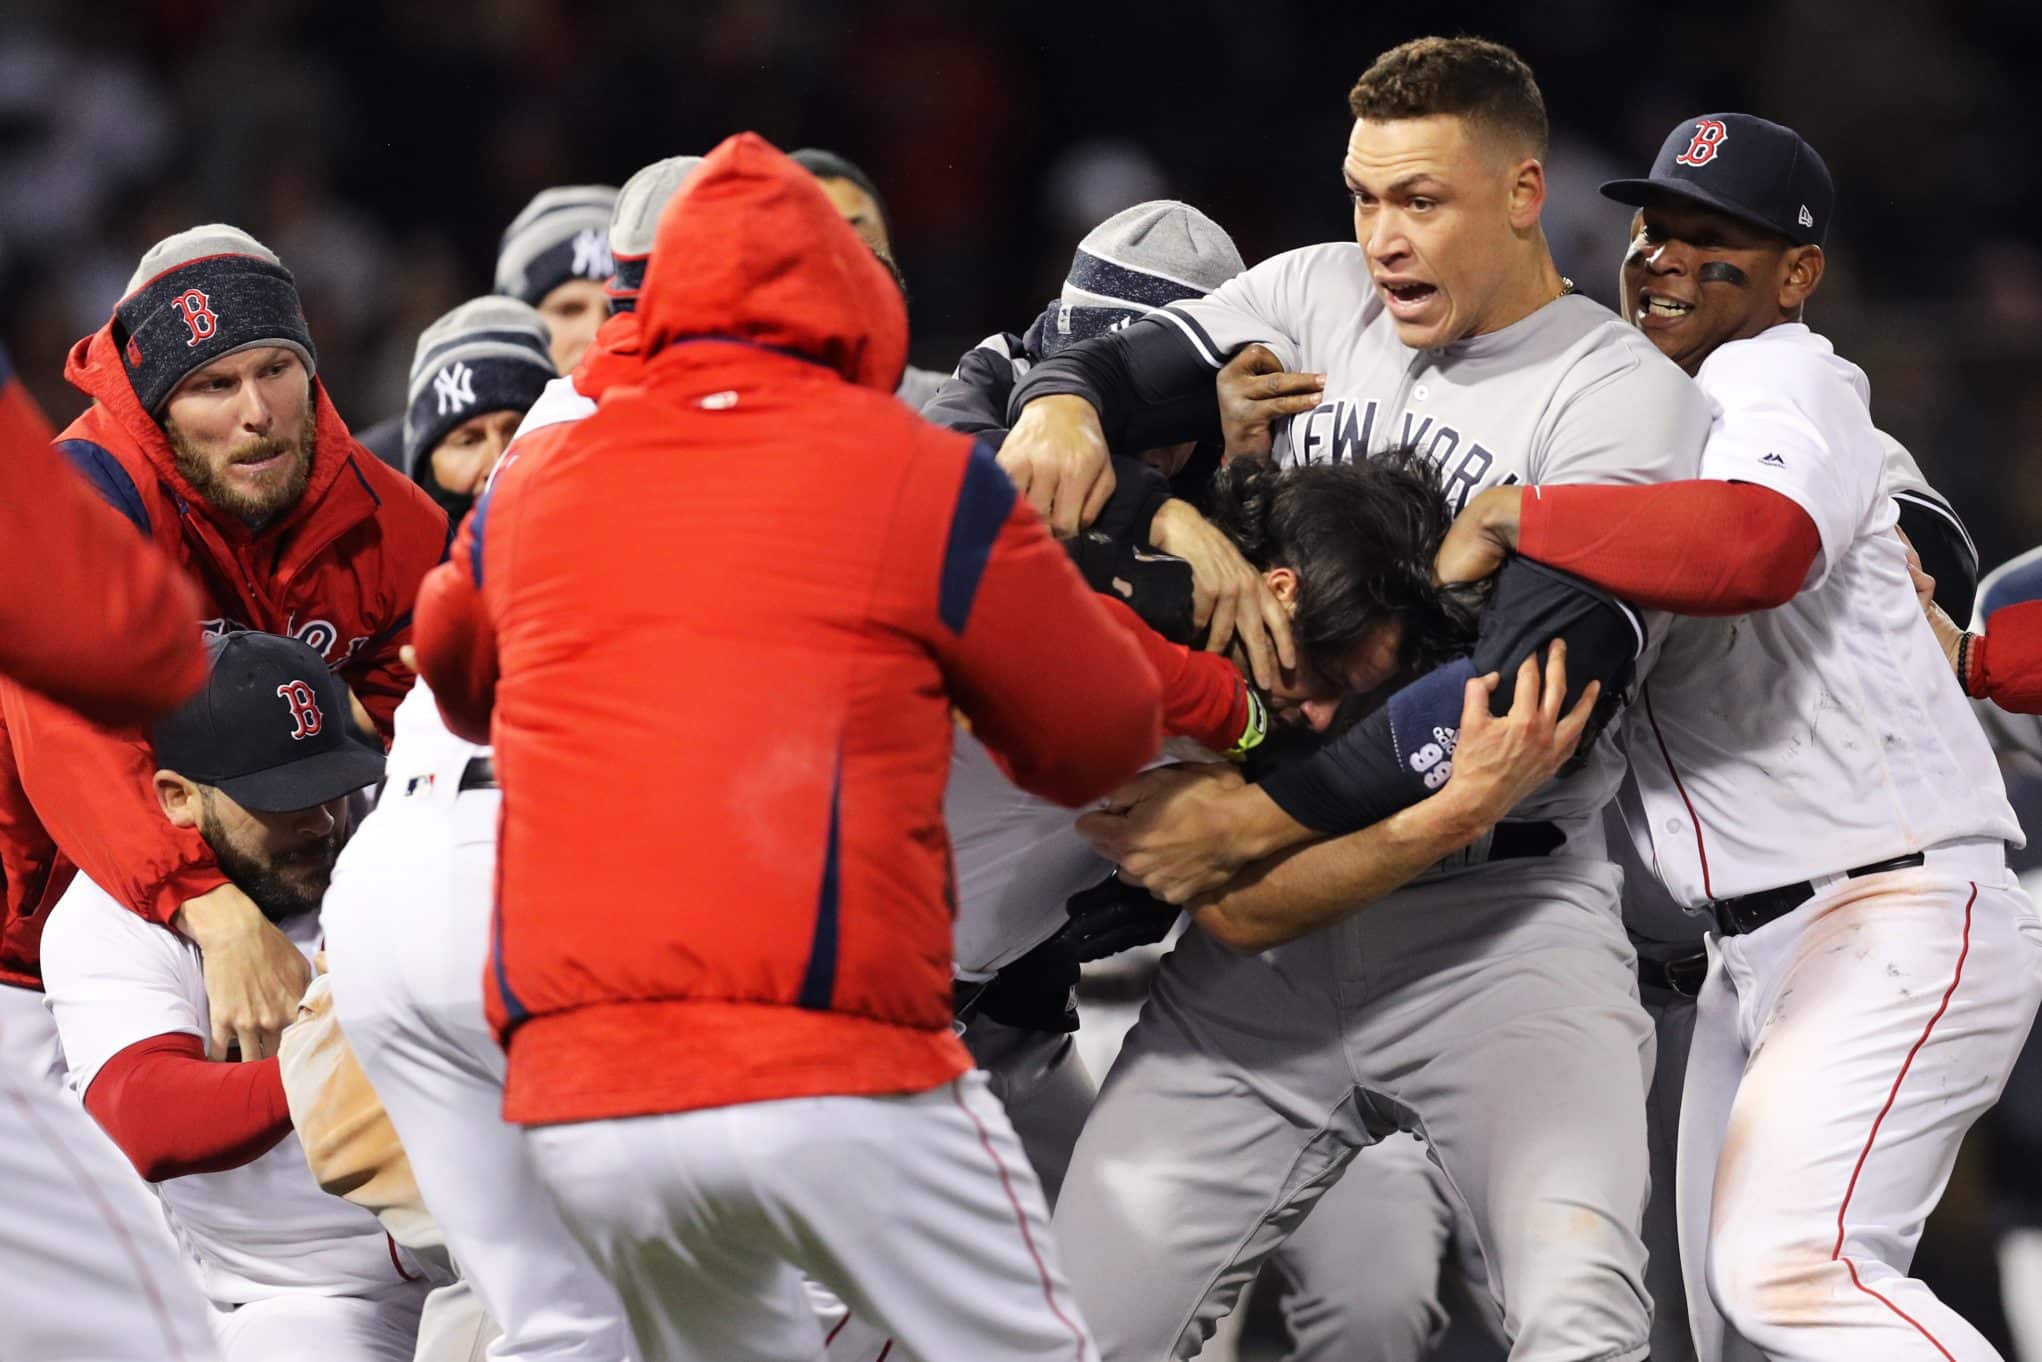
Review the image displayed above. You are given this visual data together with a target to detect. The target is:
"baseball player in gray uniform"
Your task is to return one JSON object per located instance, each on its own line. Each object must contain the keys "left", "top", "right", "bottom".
{"left": 996, "top": 36, "right": 1708, "bottom": 1362}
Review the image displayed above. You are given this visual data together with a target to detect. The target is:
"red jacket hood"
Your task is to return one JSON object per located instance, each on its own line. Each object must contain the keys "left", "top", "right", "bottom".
{"left": 572, "top": 310, "right": 647, "bottom": 402}
{"left": 63, "top": 321, "right": 365, "bottom": 547}
{"left": 635, "top": 132, "right": 907, "bottom": 393}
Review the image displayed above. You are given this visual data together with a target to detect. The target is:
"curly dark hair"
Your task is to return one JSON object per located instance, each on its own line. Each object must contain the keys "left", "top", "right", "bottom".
{"left": 1204, "top": 448, "right": 1483, "bottom": 688}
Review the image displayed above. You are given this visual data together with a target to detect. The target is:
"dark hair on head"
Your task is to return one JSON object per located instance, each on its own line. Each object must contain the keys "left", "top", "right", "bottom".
{"left": 1348, "top": 36, "right": 1548, "bottom": 157}
{"left": 789, "top": 147, "right": 893, "bottom": 241}
{"left": 1205, "top": 448, "right": 1482, "bottom": 686}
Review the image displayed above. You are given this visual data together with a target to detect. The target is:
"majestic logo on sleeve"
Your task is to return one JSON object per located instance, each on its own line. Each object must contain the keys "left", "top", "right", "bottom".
{"left": 276, "top": 680, "right": 325, "bottom": 741}
{"left": 571, "top": 228, "right": 614, "bottom": 279}
{"left": 173, "top": 289, "right": 220, "bottom": 347}
{"left": 433, "top": 361, "right": 478, "bottom": 416}
{"left": 1674, "top": 119, "right": 1729, "bottom": 167}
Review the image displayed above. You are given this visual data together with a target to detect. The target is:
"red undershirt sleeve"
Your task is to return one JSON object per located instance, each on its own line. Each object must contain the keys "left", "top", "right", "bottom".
{"left": 1091, "top": 595, "right": 1257, "bottom": 754}
{"left": 1515, "top": 480, "right": 1821, "bottom": 617}
{"left": 1968, "top": 600, "right": 2042, "bottom": 715}
{"left": 84, "top": 1032, "right": 293, "bottom": 1182}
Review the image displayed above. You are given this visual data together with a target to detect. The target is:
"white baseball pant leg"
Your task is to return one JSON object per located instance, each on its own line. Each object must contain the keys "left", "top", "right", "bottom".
{"left": 1, "top": 1026, "right": 221, "bottom": 1362}
{"left": 324, "top": 783, "right": 635, "bottom": 1362}
{"left": 211, "top": 1281, "right": 429, "bottom": 1362}
{"left": 528, "top": 1073, "right": 1094, "bottom": 1362}
{"left": 1677, "top": 851, "right": 2042, "bottom": 1362}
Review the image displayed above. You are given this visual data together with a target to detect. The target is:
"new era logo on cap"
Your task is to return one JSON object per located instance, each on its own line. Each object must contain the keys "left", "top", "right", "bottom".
{"left": 1761, "top": 452, "right": 1787, "bottom": 467}
{"left": 1798, "top": 205, "right": 1815, "bottom": 229}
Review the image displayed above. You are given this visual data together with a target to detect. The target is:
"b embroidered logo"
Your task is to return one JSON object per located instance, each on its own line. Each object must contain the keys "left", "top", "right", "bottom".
{"left": 276, "top": 680, "right": 324, "bottom": 741}
{"left": 173, "top": 289, "right": 219, "bottom": 347}
{"left": 1674, "top": 119, "right": 1729, "bottom": 167}
{"left": 571, "top": 228, "right": 613, "bottom": 279}
{"left": 433, "top": 361, "right": 477, "bottom": 416}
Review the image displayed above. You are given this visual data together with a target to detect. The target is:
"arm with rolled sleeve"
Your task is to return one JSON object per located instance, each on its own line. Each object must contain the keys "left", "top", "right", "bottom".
{"left": 926, "top": 441, "right": 1162, "bottom": 808}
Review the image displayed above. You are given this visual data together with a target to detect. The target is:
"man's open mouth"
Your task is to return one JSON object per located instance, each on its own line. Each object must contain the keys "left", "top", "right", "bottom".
{"left": 1640, "top": 291, "right": 1694, "bottom": 319}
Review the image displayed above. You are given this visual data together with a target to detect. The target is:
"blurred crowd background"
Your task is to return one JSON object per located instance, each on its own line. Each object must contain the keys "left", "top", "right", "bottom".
{"left": 5, "top": 0, "right": 2040, "bottom": 562}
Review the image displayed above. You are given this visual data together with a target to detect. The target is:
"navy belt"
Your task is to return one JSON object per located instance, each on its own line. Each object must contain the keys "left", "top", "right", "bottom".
{"left": 1710, "top": 852, "right": 1926, "bottom": 937}
{"left": 1639, "top": 950, "right": 1708, "bottom": 997}
{"left": 458, "top": 756, "right": 498, "bottom": 792}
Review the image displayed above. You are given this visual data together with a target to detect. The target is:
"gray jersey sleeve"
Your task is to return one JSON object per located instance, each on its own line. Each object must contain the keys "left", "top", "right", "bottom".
{"left": 1530, "top": 332, "right": 1711, "bottom": 487}
{"left": 1155, "top": 243, "right": 1363, "bottom": 374}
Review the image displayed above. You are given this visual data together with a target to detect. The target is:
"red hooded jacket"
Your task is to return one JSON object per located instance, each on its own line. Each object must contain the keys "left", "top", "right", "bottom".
{"left": 414, "top": 133, "right": 1162, "bottom": 1124}
{"left": 1, "top": 347, "right": 206, "bottom": 727}
{"left": 0, "top": 324, "right": 446, "bottom": 985}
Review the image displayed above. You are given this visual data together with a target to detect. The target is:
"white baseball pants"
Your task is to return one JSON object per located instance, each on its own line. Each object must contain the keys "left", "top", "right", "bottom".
{"left": 323, "top": 781, "right": 635, "bottom": 1362}
{"left": 2, "top": 999, "right": 221, "bottom": 1362}
{"left": 210, "top": 1279, "right": 428, "bottom": 1362}
{"left": 1677, "top": 842, "right": 2042, "bottom": 1362}
{"left": 527, "top": 1072, "right": 1095, "bottom": 1362}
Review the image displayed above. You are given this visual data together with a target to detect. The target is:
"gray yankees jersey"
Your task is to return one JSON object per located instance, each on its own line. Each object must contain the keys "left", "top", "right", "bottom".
{"left": 1164, "top": 242, "right": 1713, "bottom": 831}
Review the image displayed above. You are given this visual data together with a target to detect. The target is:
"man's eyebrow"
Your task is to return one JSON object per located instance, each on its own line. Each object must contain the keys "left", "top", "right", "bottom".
{"left": 1342, "top": 171, "right": 1445, "bottom": 196}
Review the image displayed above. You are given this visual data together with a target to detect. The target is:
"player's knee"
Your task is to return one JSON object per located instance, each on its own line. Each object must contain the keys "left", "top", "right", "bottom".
{"left": 1705, "top": 1209, "right": 1838, "bottom": 1350}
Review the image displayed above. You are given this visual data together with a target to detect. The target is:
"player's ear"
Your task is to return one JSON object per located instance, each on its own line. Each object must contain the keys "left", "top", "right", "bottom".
{"left": 1506, "top": 156, "right": 1546, "bottom": 232}
{"left": 156, "top": 772, "right": 201, "bottom": 829}
{"left": 1265, "top": 566, "right": 1301, "bottom": 614}
{"left": 1779, "top": 244, "right": 1824, "bottom": 314}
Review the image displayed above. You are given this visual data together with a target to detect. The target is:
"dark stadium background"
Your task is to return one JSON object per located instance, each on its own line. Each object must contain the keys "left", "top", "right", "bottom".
{"left": 4, "top": 3, "right": 2040, "bottom": 1359}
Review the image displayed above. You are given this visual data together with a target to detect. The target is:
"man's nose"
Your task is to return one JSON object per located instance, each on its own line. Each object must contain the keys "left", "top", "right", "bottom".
{"left": 1302, "top": 698, "right": 1342, "bottom": 732}
{"left": 1641, "top": 240, "right": 1688, "bottom": 275}
{"left": 1365, "top": 209, "right": 1407, "bottom": 263}
{"left": 292, "top": 802, "right": 336, "bottom": 838}
{"left": 237, "top": 382, "right": 274, "bottom": 432}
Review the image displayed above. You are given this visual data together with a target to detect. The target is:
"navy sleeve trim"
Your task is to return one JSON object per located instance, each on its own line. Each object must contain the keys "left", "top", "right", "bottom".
{"left": 56, "top": 440, "right": 152, "bottom": 536}
{"left": 467, "top": 483, "right": 495, "bottom": 587}
{"left": 938, "top": 439, "right": 1018, "bottom": 635}
{"left": 795, "top": 760, "right": 844, "bottom": 1011}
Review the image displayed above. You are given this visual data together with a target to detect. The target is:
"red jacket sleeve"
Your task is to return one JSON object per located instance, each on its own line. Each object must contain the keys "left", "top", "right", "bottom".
{"left": 932, "top": 448, "right": 1162, "bottom": 807}
{"left": 1093, "top": 595, "right": 1259, "bottom": 754}
{"left": 84, "top": 1032, "right": 292, "bottom": 1181}
{"left": 1516, "top": 481, "right": 1820, "bottom": 616}
{"left": 412, "top": 507, "right": 499, "bottom": 746}
{"left": 0, "top": 683, "right": 226, "bottom": 922}
{"left": 1967, "top": 600, "right": 2042, "bottom": 715}
{"left": 0, "top": 380, "right": 207, "bottom": 725}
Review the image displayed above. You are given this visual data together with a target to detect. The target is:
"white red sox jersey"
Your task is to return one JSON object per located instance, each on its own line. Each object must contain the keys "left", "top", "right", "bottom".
{"left": 38, "top": 876, "right": 426, "bottom": 1306}
{"left": 1614, "top": 323, "right": 2021, "bottom": 906}
{"left": 1160, "top": 245, "right": 1711, "bottom": 832}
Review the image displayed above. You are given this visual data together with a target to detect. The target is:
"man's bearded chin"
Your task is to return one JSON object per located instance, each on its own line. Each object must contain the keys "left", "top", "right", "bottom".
{"left": 202, "top": 811, "right": 342, "bottom": 924}
{"left": 166, "top": 417, "right": 317, "bottom": 529}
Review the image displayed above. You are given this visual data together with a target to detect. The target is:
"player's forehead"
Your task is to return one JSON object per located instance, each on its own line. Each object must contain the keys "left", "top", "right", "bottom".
{"left": 1637, "top": 192, "right": 1781, "bottom": 250}
{"left": 1343, "top": 115, "right": 1486, "bottom": 188}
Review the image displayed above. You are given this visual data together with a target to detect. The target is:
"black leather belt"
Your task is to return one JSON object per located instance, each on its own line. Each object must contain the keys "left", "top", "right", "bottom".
{"left": 1639, "top": 950, "right": 1708, "bottom": 997}
{"left": 1710, "top": 852, "right": 1926, "bottom": 937}
{"left": 458, "top": 756, "right": 498, "bottom": 792}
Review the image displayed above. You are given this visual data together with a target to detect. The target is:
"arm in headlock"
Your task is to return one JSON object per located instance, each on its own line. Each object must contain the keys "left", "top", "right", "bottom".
{"left": 1005, "top": 313, "right": 1226, "bottom": 455}
{"left": 1258, "top": 558, "right": 1643, "bottom": 836}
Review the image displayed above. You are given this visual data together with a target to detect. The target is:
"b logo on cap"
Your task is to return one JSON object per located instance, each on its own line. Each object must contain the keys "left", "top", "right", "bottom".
{"left": 1675, "top": 119, "right": 1729, "bottom": 168}
{"left": 174, "top": 289, "right": 219, "bottom": 348}
{"left": 276, "top": 680, "right": 324, "bottom": 741}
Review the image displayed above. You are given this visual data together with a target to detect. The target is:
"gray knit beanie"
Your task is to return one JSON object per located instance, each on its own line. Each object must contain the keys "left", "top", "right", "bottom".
{"left": 402, "top": 297, "right": 556, "bottom": 477}
{"left": 116, "top": 225, "right": 316, "bottom": 412}
{"left": 606, "top": 156, "right": 705, "bottom": 313}
{"left": 494, "top": 185, "right": 620, "bottom": 305}
{"left": 1045, "top": 200, "right": 1245, "bottom": 355}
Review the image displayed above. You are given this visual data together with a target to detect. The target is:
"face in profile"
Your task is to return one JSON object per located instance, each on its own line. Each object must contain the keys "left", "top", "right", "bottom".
{"left": 536, "top": 278, "right": 610, "bottom": 373}
{"left": 162, "top": 346, "right": 317, "bottom": 528}
{"left": 815, "top": 176, "right": 893, "bottom": 260}
{"left": 1344, "top": 114, "right": 1538, "bottom": 349}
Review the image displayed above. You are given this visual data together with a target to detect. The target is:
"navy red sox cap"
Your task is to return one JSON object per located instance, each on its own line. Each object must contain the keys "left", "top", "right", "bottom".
{"left": 1601, "top": 113, "right": 1835, "bottom": 248}
{"left": 152, "top": 631, "right": 384, "bottom": 813}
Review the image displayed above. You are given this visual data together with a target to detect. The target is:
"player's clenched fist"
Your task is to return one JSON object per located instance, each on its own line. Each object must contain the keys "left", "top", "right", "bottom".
{"left": 174, "top": 882, "right": 314, "bottom": 1061}
{"left": 1216, "top": 344, "right": 1324, "bottom": 462}
{"left": 998, "top": 394, "right": 1116, "bottom": 538}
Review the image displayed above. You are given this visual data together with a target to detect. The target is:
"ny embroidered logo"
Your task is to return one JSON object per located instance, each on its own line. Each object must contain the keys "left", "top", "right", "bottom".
{"left": 571, "top": 228, "right": 613, "bottom": 279}
{"left": 276, "top": 680, "right": 324, "bottom": 741}
{"left": 174, "top": 289, "right": 219, "bottom": 347}
{"left": 433, "top": 361, "right": 477, "bottom": 416}
{"left": 1674, "top": 119, "right": 1730, "bottom": 167}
